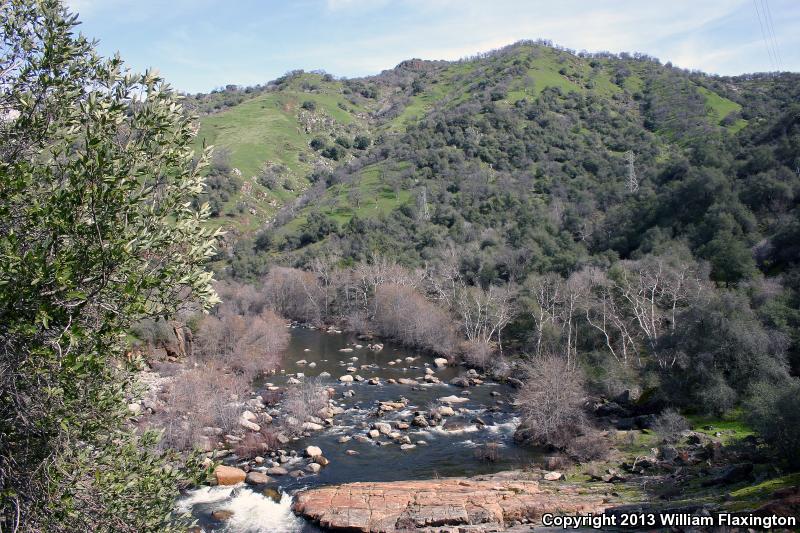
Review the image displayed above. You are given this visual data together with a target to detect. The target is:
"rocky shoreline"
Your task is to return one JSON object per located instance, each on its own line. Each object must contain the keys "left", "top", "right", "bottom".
{"left": 292, "top": 471, "right": 612, "bottom": 532}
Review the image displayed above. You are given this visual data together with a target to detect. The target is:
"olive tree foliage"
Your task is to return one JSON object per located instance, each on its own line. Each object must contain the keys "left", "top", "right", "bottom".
{"left": 0, "top": 2, "right": 220, "bottom": 531}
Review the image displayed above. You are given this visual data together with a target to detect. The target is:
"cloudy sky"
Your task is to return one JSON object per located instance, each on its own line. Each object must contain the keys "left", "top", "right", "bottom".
{"left": 66, "top": 0, "right": 799, "bottom": 93}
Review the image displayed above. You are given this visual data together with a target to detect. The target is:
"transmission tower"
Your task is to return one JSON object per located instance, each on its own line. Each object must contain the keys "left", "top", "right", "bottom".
{"left": 625, "top": 150, "right": 639, "bottom": 193}
{"left": 417, "top": 187, "right": 430, "bottom": 220}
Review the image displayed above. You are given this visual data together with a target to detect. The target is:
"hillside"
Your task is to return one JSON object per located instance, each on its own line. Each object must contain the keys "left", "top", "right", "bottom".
{"left": 192, "top": 41, "right": 792, "bottom": 242}
{"left": 196, "top": 40, "right": 800, "bottom": 372}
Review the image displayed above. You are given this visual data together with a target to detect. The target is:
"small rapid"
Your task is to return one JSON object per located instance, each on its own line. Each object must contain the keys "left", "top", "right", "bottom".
{"left": 183, "top": 327, "right": 538, "bottom": 531}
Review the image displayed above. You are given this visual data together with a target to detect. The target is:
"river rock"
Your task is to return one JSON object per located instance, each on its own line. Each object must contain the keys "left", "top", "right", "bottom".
{"left": 339, "top": 375, "right": 354, "bottom": 383}
{"left": 245, "top": 471, "right": 272, "bottom": 485}
{"left": 302, "top": 422, "right": 324, "bottom": 431}
{"left": 296, "top": 359, "right": 308, "bottom": 365}
{"left": 239, "top": 418, "right": 260, "bottom": 432}
{"left": 305, "top": 446, "right": 323, "bottom": 458}
{"left": 214, "top": 465, "right": 246, "bottom": 485}
{"left": 397, "top": 378, "right": 417, "bottom": 385}
{"left": 339, "top": 348, "right": 353, "bottom": 352}
{"left": 266, "top": 466, "right": 288, "bottom": 476}
{"left": 412, "top": 415, "right": 429, "bottom": 427}
{"left": 338, "top": 436, "right": 351, "bottom": 443}
{"left": 433, "top": 358, "right": 448, "bottom": 368}
{"left": 293, "top": 476, "right": 609, "bottom": 531}
{"left": 374, "top": 422, "right": 392, "bottom": 435}
{"left": 314, "top": 456, "right": 330, "bottom": 466}
{"left": 449, "top": 376, "right": 471, "bottom": 387}
{"left": 543, "top": 471, "right": 564, "bottom": 481}
{"left": 439, "top": 395, "right": 470, "bottom": 404}
{"left": 345, "top": 450, "right": 359, "bottom": 456}
{"left": 368, "top": 429, "right": 380, "bottom": 439}
{"left": 211, "top": 509, "right": 234, "bottom": 521}
{"left": 435, "top": 406, "right": 455, "bottom": 417}
{"left": 306, "top": 463, "right": 322, "bottom": 474}
{"left": 287, "top": 377, "right": 301, "bottom": 385}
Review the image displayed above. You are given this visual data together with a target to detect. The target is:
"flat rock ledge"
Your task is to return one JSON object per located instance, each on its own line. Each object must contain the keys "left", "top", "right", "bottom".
{"left": 292, "top": 475, "right": 608, "bottom": 532}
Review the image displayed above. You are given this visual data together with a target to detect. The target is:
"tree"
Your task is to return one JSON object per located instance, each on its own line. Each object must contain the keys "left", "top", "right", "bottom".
{"left": 0, "top": 2, "right": 219, "bottom": 531}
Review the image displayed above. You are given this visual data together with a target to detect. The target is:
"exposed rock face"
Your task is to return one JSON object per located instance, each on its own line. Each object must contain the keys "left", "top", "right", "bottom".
{"left": 292, "top": 475, "right": 607, "bottom": 532}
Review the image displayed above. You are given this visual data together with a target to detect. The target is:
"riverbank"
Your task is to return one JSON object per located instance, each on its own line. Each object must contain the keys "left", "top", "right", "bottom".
{"left": 129, "top": 325, "right": 798, "bottom": 531}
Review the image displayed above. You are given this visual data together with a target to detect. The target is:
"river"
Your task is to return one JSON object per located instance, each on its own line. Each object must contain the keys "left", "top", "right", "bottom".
{"left": 179, "top": 326, "right": 539, "bottom": 532}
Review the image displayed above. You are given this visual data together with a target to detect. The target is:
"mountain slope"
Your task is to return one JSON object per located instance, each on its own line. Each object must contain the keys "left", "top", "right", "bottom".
{"left": 188, "top": 41, "right": 798, "bottom": 300}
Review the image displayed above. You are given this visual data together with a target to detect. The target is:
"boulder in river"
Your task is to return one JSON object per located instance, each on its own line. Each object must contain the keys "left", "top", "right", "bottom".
{"left": 374, "top": 422, "right": 392, "bottom": 435}
{"left": 211, "top": 509, "right": 234, "bottom": 521}
{"left": 439, "top": 395, "right": 470, "bottom": 404}
{"left": 338, "top": 375, "right": 354, "bottom": 383}
{"left": 245, "top": 471, "right": 271, "bottom": 485}
{"left": 433, "top": 357, "right": 448, "bottom": 368}
{"left": 214, "top": 465, "right": 246, "bottom": 486}
{"left": 412, "top": 415, "right": 429, "bottom": 427}
{"left": 266, "top": 466, "right": 288, "bottom": 476}
{"left": 305, "top": 445, "right": 323, "bottom": 458}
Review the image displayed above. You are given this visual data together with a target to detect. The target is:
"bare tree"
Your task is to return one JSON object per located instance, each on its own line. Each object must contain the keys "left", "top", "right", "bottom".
{"left": 516, "top": 354, "right": 587, "bottom": 448}
{"left": 453, "top": 284, "right": 517, "bottom": 353}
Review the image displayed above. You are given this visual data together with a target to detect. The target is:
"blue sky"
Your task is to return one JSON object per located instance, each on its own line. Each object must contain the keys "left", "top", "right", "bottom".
{"left": 66, "top": 0, "right": 800, "bottom": 94}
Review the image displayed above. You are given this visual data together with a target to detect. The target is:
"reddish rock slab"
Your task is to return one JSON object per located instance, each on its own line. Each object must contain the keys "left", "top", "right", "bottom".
{"left": 214, "top": 465, "right": 246, "bottom": 486}
{"left": 292, "top": 476, "right": 608, "bottom": 532}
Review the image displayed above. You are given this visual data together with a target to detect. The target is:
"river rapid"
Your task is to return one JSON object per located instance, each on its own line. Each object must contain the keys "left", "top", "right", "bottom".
{"left": 179, "top": 326, "right": 539, "bottom": 532}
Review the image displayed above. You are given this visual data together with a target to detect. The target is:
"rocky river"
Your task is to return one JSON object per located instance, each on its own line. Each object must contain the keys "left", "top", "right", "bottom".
{"left": 179, "top": 326, "right": 542, "bottom": 532}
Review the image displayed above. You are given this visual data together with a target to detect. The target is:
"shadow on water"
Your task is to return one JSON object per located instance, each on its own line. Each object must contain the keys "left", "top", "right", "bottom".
{"left": 183, "top": 326, "right": 541, "bottom": 532}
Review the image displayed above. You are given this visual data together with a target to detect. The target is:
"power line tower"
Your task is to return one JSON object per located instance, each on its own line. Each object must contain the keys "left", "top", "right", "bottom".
{"left": 625, "top": 150, "right": 639, "bottom": 193}
{"left": 417, "top": 186, "right": 430, "bottom": 221}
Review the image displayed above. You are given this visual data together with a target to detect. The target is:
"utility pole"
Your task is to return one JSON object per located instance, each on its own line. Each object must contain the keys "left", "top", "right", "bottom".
{"left": 625, "top": 150, "right": 639, "bottom": 193}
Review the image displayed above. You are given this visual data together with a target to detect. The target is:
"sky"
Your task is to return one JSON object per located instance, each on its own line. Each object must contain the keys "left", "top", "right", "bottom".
{"left": 65, "top": 0, "right": 800, "bottom": 94}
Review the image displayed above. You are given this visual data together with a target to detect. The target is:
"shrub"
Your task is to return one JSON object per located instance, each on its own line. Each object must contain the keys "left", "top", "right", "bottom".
{"left": 193, "top": 309, "right": 287, "bottom": 376}
{"left": 566, "top": 432, "right": 610, "bottom": 462}
{"left": 651, "top": 408, "right": 689, "bottom": 443}
{"left": 353, "top": 135, "right": 371, "bottom": 150}
{"left": 280, "top": 378, "right": 329, "bottom": 436}
{"left": 373, "top": 283, "right": 457, "bottom": 355}
{"left": 746, "top": 379, "right": 800, "bottom": 468}
{"left": 263, "top": 266, "right": 324, "bottom": 324}
{"left": 157, "top": 364, "right": 250, "bottom": 451}
{"left": 310, "top": 137, "right": 327, "bottom": 151}
{"left": 301, "top": 100, "right": 316, "bottom": 111}
{"left": 473, "top": 442, "right": 502, "bottom": 462}
{"left": 516, "top": 354, "right": 586, "bottom": 449}
{"left": 459, "top": 340, "right": 494, "bottom": 370}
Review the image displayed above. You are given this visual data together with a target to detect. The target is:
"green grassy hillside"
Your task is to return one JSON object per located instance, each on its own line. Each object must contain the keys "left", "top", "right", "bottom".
{"left": 191, "top": 41, "right": 792, "bottom": 248}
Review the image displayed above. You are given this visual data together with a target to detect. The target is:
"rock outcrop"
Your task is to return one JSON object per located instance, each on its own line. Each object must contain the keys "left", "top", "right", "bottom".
{"left": 292, "top": 474, "right": 608, "bottom": 532}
